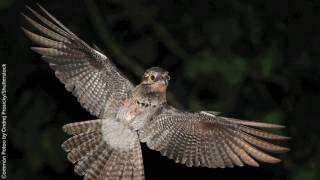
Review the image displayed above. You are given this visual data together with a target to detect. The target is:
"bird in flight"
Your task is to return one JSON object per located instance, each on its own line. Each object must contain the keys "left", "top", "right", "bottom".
{"left": 22, "top": 5, "right": 289, "bottom": 180}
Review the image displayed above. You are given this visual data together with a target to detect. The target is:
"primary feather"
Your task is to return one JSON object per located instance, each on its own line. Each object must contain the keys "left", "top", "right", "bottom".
{"left": 23, "top": 5, "right": 289, "bottom": 180}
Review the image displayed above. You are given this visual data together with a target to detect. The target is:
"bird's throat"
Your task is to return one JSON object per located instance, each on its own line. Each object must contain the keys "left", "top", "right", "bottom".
{"left": 134, "top": 84, "right": 167, "bottom": 104}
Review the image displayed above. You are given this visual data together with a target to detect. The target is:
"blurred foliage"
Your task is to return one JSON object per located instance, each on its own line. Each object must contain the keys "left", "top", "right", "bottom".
{"left": 0, "top": 0, "right": 15, "bottom": 10}
{"left": 2, "top": 0, "right": 320, "bottom": 179}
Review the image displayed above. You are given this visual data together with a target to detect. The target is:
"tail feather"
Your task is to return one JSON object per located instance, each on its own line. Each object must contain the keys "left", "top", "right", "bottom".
{"left": 84, "top": 149, "right": 112, "bottom": 180}
{"left": 121, "top": 159, "right": 133, "bottom": 179}
{"left": 67, "top": 136, "right": 102, "bottom": 163}
{"left": 74, "top": 143, "right": 108, "bottom": 176}
{"left": 98, "top": 150, "right": 119, "bottom": 180}
{"left": 62, "top": 131, "right": 101, "bottom": 151}
{"left": 109, "top": 152, "right": 126, "bottom": 180}
{"left": 63, "top": 119, "right": 102, "bottom": 135}
{"left": 62, "top": 120, "right": 145, "bottom": 180}
{"left": 132, "top": 140, "right": 145, "bottom": 180}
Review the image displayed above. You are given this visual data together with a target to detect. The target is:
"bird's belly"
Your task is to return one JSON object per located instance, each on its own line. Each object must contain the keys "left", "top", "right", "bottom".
{"left": 116, "top": 106, "right": 151, "bottom": 131}
{"left": 101, "top": 117, "right": 137, "bottom": 150}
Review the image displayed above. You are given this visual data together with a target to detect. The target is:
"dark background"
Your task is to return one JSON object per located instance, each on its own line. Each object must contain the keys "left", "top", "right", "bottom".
{"left": 2, "top": 0, "right": 320, "bottom": 179}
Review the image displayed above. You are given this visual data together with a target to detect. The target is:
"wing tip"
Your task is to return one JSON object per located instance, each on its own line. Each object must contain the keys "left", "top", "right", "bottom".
{"left": 66, "top": 153, "right": 77, "bottom": 164}
{"left": 25, "top": 4, "right": 35, "bottom": 14}
{"left": 20, "top": 12, "right": 26, "bottom": 18}
{"left": 36, "top": 3, "right": 49, "bottom": 17}
{"left": 30, "top": 47, "right": 41, "bottom": 54}
{"left": 268, "top": 157, "right": 282, "bottom": 164}
{"left": 20, "top": 26, "right": 27, "bottom": 33}
{"left": 26, "top": 4, "right": 44, "bottom": 13}
{"left": 270, "top": 124, "right": 286, "bottom": 129}
{"left": 25, "top": 4, "right": 42, "bottom": 19}
{"left": 36, "top": 3, "right": 44, "bottom": 10}
{"left": 278, "top": 135, "right": 291, "bottom": 140}
{"left": 250, "top": 162, "right": 260, "bottom": 167}
{"left": 251, "top": 121, "right": 286, "bottom": 129}
{"left": 30, "top": 47, "right": 52, "bottom": 56}
{"left": 21, "top": 27, "right": 34, "bottom": 37}
{"left": 62, "top": 124, "right": 71, "bottom": 135}
{"left": 21, "top": 12, "right": 33, "bottom": 24}
{"left": 61, "top": 143, "right": 68, "bottom": 152}
{"left": 25, "top": 4, "right": 31, "bottom": 10}
{"left": 281, "top": 147, "right": 290, "bottom": 153}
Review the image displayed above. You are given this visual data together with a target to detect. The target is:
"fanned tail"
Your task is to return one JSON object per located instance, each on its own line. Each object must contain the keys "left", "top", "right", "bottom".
{"left": 62, "top": 120, "right": 145, "bottom": 180}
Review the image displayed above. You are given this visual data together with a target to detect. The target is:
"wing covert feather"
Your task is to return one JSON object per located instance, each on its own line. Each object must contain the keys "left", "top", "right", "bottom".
{"left": 22, "top": 5, "right": 134, "bottom": 118}
{"left": 140, "top": 106, "right": 289, "bottom": 168}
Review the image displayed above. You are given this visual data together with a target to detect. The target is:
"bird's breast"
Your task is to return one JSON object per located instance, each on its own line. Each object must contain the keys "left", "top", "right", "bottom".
{"left": 116, "top": 98, "right": 158, "bottom": 130}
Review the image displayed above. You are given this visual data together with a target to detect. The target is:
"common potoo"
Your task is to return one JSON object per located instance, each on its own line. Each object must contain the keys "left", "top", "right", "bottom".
{"left": 22, "top": 5, "right": 289, "bottom": 180}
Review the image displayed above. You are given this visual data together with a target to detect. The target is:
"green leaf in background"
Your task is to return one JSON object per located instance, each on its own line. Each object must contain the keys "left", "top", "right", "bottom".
{"left": 263, "top": 110, "right": 283, "bottom": 125}
{"left": 293, "top": 167, "right": 317, "bottom": 180}
{"left": 262, "top": 110, "right": 285, "bottom": 135}
{"left": 258, "top": 47, "right": 279, "bottom": 78}
{"left": 184, "top": 52, "right": 247, "bottom": 85}
{"left": 216, "top": 55, "right": 247, "bottom": 85}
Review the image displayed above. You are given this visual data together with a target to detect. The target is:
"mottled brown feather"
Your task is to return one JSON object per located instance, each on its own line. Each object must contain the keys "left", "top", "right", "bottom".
{"left": 63, "top": 119, "right": 102, "bottom": 135}
{"left": 140, "top": 107, "right": 289, "bottom": 168}
{"left": 22, "top": 6, "right": 133, "bottom": 118}
{"left": 62, "top": 131, "right": 101, "bottom": 152}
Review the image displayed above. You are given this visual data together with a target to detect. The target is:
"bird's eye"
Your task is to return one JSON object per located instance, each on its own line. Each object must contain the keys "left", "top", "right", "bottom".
{"left": 150, "top": 75, "right": 155, "bottom": 81}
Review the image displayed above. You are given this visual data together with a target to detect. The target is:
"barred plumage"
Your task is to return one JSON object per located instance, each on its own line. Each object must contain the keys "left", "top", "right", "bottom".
{"left": 62, "top": 120, "right": 144, "bottom": 180}
{"left": 74, "top": 143, "right": 108, "bottom": 176}
{"left": 22, "top": 5, "right": 133, "bottom": 118}
{"left": 62, "top": 119, "right": 102, "bottom": 135}
{"left": 61, "top": 131, "right": 101, "bottom": 152}
{"left": 23, "top": 4, "right": 289, "bottom": 180}
{"left": 140, "top": 107, "right": 289, "bottom": 168}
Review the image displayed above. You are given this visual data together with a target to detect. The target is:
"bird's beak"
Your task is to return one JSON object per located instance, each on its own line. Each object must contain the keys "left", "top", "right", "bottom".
{"left": 161, "top": 75, "right": 170, "bottom": 86}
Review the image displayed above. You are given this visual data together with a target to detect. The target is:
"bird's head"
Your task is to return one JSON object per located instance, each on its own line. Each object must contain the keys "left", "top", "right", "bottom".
{"left": 141, "top": 67, "right": 170, "bottom": 93}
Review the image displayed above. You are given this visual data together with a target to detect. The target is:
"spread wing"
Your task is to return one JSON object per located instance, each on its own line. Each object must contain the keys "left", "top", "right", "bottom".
{"left": 139, "top": 105, "right": 289, "bottom": 168}
{"left": 22, "top": 5, "right": 134, "bottom": 118}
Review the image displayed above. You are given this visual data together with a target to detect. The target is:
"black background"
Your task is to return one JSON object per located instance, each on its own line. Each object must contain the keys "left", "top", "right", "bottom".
{"left": 2, "top": 0, "right": 320, "bottom": 179}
